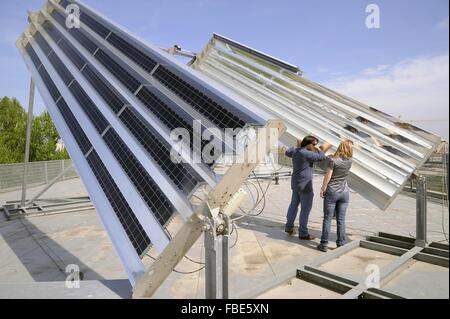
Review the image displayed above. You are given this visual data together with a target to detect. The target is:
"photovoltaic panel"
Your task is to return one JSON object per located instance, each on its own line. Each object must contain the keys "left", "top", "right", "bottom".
{"left": 42, "top": 21, "right": 62, "bottom": 43}
{"left": 86, "top": 150, "right": 152, "bottom": 257}
{"left": 50, "top": 7, "right": 67, "bottom": 26}
{"left": 31, "top": 24, "right": 181, "bottom": 231}
{"left": 18, "top": 0, "right": 267, "bottom": 286}
{"left": 40, "top": 15, "right": 210, "bottom": 198}
{"left": 56, "top": 99, "right": 92, "bottom": 154}
{"left": 94, "top": 48, "right": 142, "bottom": 93}
{"left": 119, "top": 107, "right": 203, "bottom": 196}
{"left": 34, "top": 32, "right": 53, "bottom": 56}
{"left": 102, "top": 129, "right": 175, "bottom": 227}
{"left": 153, "top": 66, "right": 246, "bottom": 129}
{"left": 47, "top": 8, "right": 220, "bottom": 168}
{"left": 79, "top": 11, "right": 110, "bottom": 38}
{"left": 66, "top": 23, "right": 98, "bottom": 54}
{"left": 82, "top": 64, "right": 127, "bottom": 114}
{"left": 58, "top": 38, "right": 86, "bottom": 70}
{"left": 20, "top": 40, "right": 153, "bottom": 263}
{"left": 135, "top": 87, "right": 209, "bottom": 164}
{"left": 106, "top": 32, "right": 158, "bottom": 73}
{"left": 38, "top": 66, "right": 61, "bottom": 102}
{"left": 25, "top": 43, "right": 42, "bottom": 70}
{"left": 54, "top": 0, "right": 263, "bottom": 131}
{"left": 47, "top": 50, "right": 74, "bottom": 85}
{"left": 68, "top": 81, "right": 110, "bottom": 133}
{"left": 42, "top": 21, "right": 86, "bottom": 70}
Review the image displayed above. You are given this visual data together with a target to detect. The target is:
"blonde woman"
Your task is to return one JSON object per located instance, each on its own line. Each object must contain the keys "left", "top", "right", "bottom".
{"left": 317, "top": 140, "right": 354, "bottom": 252}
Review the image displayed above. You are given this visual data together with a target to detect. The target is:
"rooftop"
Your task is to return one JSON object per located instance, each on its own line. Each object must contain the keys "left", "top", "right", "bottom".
{"left": 0, "top": 174, "right": 448, "bottom": 298}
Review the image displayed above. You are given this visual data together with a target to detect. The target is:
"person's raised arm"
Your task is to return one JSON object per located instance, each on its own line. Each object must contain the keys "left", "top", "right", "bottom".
{"left": 285, "top": 147, "right": 295, "bottom": 158}
{"left": 319, "top": 142, "right": 333, "bottom": 153}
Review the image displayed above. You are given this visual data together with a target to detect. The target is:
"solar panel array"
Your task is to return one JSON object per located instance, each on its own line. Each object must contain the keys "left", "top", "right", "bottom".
{"left": 17, "top": 0, "right": 264, "bottom": 284}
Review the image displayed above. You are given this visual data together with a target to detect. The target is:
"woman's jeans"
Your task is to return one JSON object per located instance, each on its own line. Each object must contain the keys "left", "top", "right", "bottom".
{"left": 320, "top": 191, "right": 350, "bottom": 247}
{"left": 285, "top": 190, "right": 314, "bottom": 237}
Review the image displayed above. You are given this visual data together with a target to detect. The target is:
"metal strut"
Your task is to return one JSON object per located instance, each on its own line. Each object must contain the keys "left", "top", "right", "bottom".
{"left": 132, "top": 119, "right": 287, "bottom": 299}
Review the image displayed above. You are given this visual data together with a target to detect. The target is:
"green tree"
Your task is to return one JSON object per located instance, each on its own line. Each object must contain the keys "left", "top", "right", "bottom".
{"left": 0, "top": 96, "right": 69, "bottom": 164}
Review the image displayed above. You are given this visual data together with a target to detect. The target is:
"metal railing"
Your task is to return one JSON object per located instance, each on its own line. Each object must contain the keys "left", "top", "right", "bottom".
{"left": 0, "top": 159, "right": 77, "bottom": 194}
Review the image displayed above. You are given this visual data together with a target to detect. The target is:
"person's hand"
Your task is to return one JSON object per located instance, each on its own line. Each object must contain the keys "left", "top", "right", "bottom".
{"left": 320, "top": 189, "right": 326, "bottom": 198}
{"left": 296, "top": 138, "right": 302, "bottom": 148}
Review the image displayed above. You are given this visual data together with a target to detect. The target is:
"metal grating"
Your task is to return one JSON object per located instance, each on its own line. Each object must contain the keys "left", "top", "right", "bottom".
{"left": 103, "top": 129, "right": 174, "bottom": 227}
{"left": 120, "top": 107, "right": 202, "bottom": 196}
{"left": 86, "top": 150, "right": 152, "bottom": 257}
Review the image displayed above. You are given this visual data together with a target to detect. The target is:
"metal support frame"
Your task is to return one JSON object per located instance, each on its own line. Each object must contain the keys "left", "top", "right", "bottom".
{"left": 132, "top": 120, "right": 287, "bottom": 299}
{"left": 204, "top": 215, "right": 229, "bottom": 299}
{"left": 295, "top": 233, "right": 449, "bottom": 299}
{"left": 415, "top": 174, "right": 428, "bottom": 247}
{"left": 20, "top": 78, "right": 35, "bottom": 207}
{"left": 25, "top": 163, "right": 74, "bottom": 206}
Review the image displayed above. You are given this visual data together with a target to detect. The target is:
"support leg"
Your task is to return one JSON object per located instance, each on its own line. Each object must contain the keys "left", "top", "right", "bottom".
{"left": 415, "top": 175, "right": 427, "bottom": 247}
{"left": 204, "top": 228, "right": 229, "bottom": 299}
{"left": 21, "top": 78, "right": 35, "bottom": 207}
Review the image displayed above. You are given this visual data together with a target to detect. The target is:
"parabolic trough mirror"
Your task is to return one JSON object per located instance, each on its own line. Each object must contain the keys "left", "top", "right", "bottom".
{"left": 192, "top": 33, "right": 442, "bottom": 210}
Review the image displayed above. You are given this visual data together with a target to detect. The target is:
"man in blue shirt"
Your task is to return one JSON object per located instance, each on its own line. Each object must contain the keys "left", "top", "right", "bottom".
{"left": 285, "top": 136, "right": 332, "bottom": 240}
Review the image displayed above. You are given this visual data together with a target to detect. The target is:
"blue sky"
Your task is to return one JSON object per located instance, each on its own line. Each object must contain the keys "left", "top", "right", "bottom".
{"left": 1, "top": 0, "right": 448, "bottom": 139}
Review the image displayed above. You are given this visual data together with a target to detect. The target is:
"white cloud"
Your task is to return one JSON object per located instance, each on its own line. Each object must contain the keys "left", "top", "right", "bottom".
{"left": 325, "top": 54, "right": 449, "bottom": 141}
{"left": 437, "top": 16, "right": 449, "bottom": 30}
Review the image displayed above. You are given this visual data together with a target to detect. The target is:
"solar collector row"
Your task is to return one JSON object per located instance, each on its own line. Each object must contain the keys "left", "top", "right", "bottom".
{"left": 59, "top": 0, "right": 159, "bottom": 73}
{"left": 34, "top": 30, "right": 177, "bottom": 229}
{"left": 41, "top": 18, "right": 206, "bottom": 194}
{"left": 119, "top": 107, "right": 202, "bottom": 196}
{"left": 49, "top": 9, "right": 218, "bottom": 167}
{"left": 103, "top": 129, "right": 175, "bottom": 226}
{"left": 58, "top": 2, "right": 256, "bottom": 131}
{"left": 87, "top": 150, "right": 152, "bottom": 256}
{"left": 24, "top": 43, "right": 150, "bottom": 256}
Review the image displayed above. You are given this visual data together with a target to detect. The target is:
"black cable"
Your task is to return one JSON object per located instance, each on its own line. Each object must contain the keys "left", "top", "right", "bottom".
{"left": 164, "top": 227, "right": 205, "bottom": 265}
{"left": 230, "top": 221, "right": 239, "bottom": 249}
{"left": 145, "top": 253, "right": 205, "bottom": 274}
